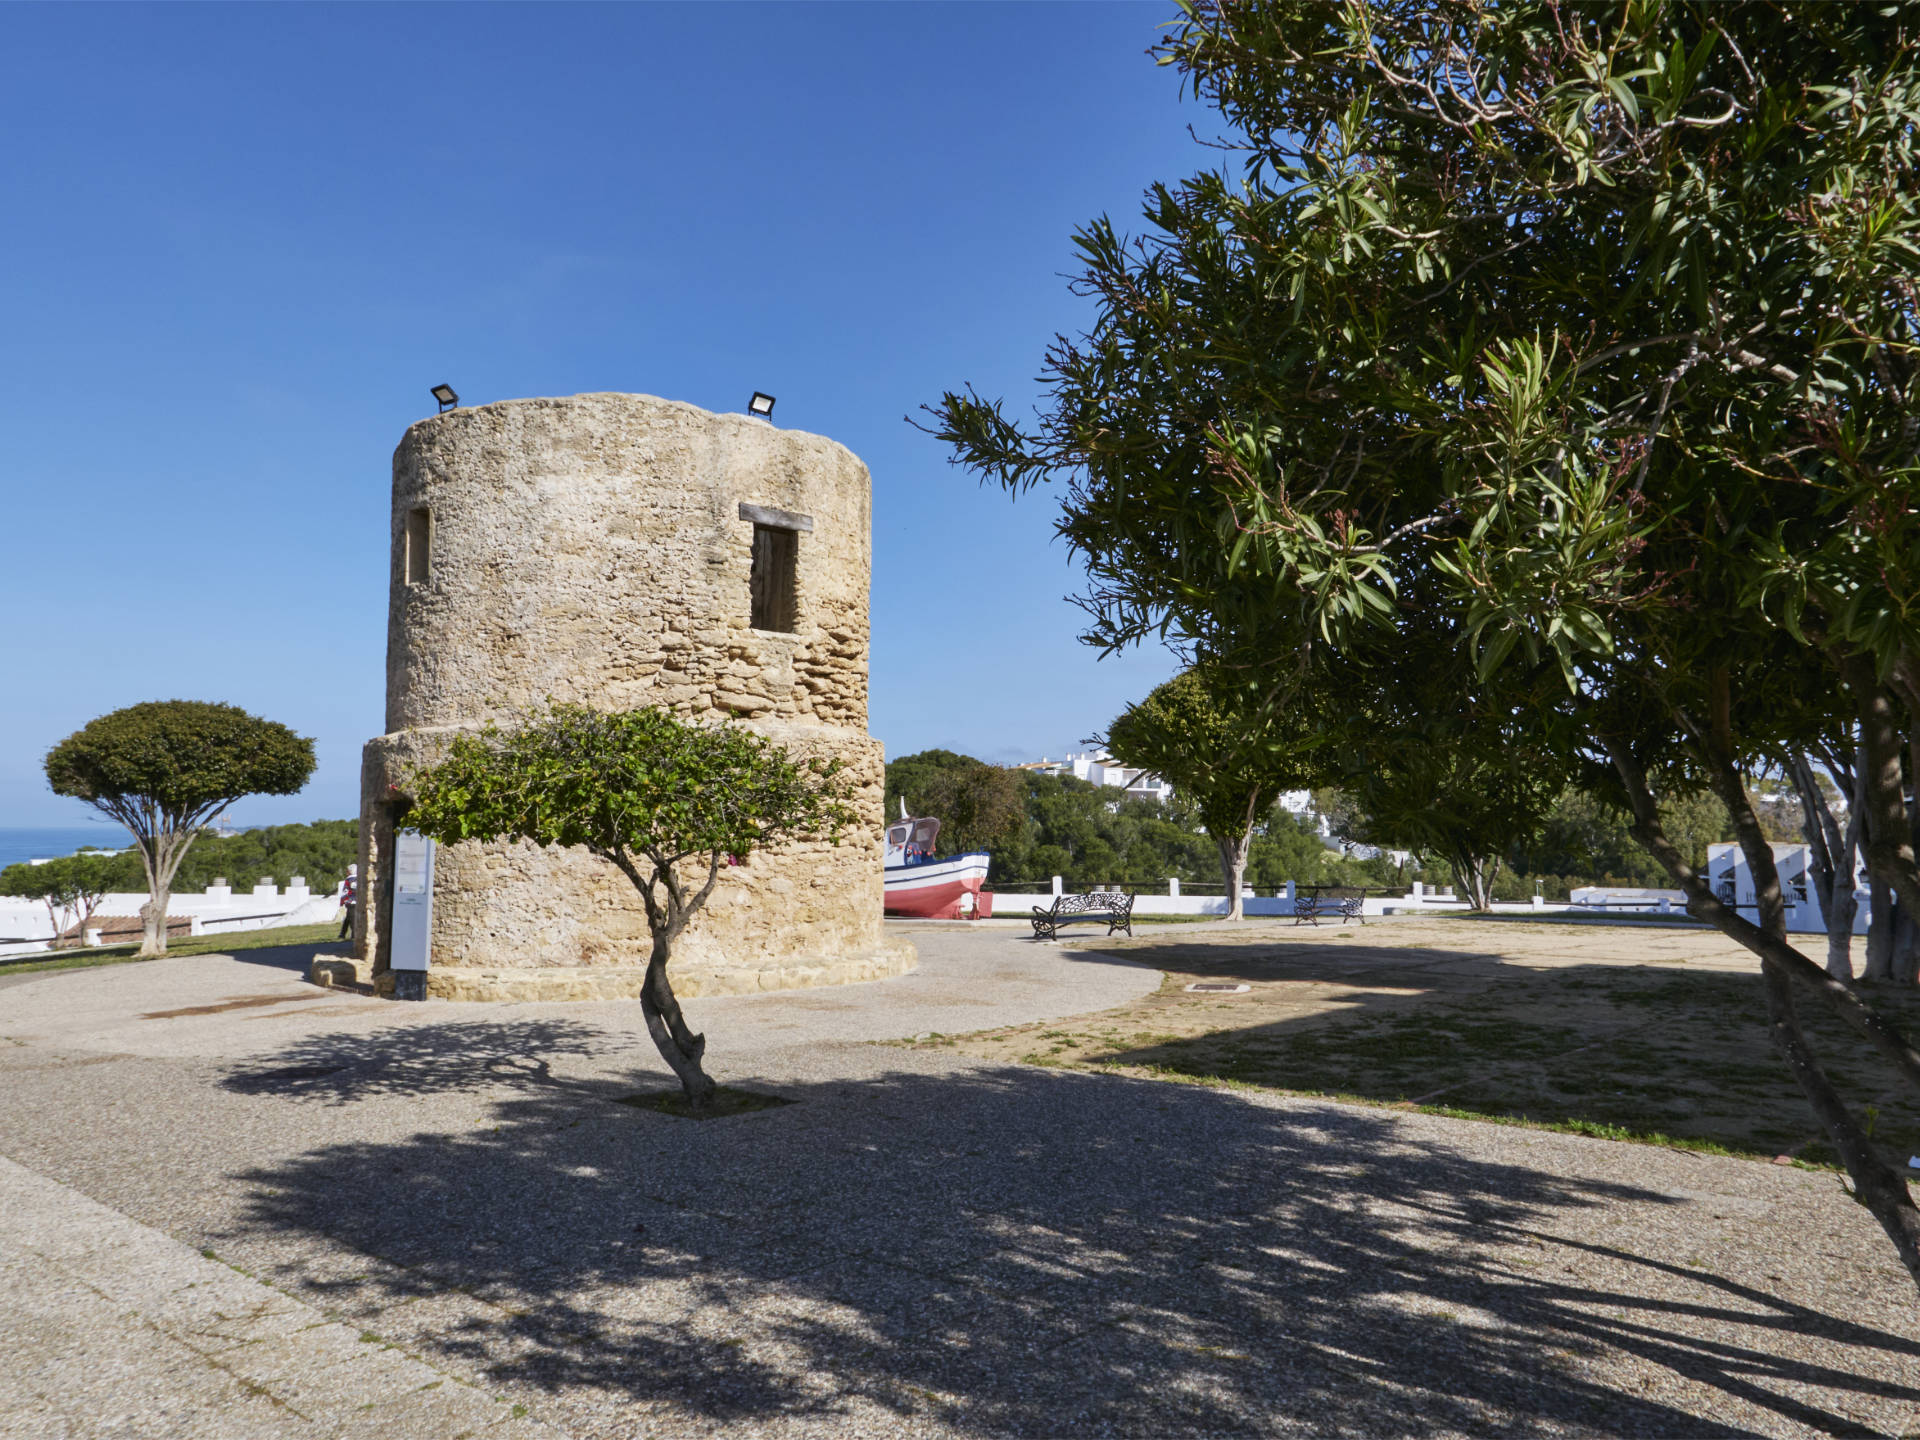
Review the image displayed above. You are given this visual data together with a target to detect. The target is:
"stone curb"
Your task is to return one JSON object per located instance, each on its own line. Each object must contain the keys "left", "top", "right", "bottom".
{"left": 0, "top": 1153, "right": 566, "bottom": 1438}
{"left": 310, "top": 935, "right": 917, "bottom": 1003}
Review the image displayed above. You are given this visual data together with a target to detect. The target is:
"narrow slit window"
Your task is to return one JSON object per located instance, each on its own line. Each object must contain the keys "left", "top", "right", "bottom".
{"left": 404, "top": 507, "right": 431, "bottom": 585}
{"left": 749, "top": 523, "right": 798, "bottom": 632}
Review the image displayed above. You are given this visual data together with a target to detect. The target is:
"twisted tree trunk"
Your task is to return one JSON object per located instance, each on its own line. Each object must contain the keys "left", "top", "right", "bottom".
{"left": 1207, "top": 787, "right": 1262, "bottom": 922}
{"left": 139, "top": 887, "right": 171, "bottom": 958}
{"left": 1789, "top": 753, "right": 1840, "bottom": 934}
{"left": 1604, "top": 728, "right": 1920, "bottom": 1294}
{"left": 1900, "top": 711, "right": 1920, "bottom": 985}
{"left": 1867, "top": 876, "right": 1897, "bottom": 981}
{"left": 1846, "top": 656, "right": 1920, "bottom": 930}
{"left": 1829, "top": 800, "right": 1866, "bottom": 981}
{"left": 611, "top": 846, "right": 724, "bottom": 1109}
{"left": 640, "top": 937, "right": 715, "bottom": 1108}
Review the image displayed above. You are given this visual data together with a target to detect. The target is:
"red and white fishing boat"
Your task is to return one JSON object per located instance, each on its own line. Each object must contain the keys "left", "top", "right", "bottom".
{"left": 883, "top": 811, "right": 992, "bottom": 919}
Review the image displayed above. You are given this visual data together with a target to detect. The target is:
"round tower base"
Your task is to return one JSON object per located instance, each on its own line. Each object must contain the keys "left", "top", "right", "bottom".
{"left": 365, "top": 936, "right": 916, "bottom": 1002}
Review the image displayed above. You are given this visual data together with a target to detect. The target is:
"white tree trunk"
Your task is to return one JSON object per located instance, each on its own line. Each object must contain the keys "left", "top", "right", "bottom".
{"left": 1452, "top": 853, "right": 1497, "bottom": 911}
{"left": 1828, "top": 795, "right": 1866, "bottom": 979}
{"left": 138, "top": 885, "right": 170, "bottom": 958}
{"left": 1216, "top": 834, "right": 1250, "bottom": 922}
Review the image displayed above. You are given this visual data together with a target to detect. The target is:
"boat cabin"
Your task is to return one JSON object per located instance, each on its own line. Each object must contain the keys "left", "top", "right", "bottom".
{"left": 884, "top": 817, "right": 942, "bottom": 868}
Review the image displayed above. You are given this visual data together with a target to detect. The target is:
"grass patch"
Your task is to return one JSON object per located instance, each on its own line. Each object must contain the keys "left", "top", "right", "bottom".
{"left": 615, "top": 1086, "right": 794, "bottom": 1119}
{"left": 0, "top": 923, "right": 344, "bottom": 977}
{"left": 1117, "top": 1064, "right": 1759, "bottom": 1160}
{"left": 1430, "top": 909, "right": 1709, "bottom": 928}
{"left": 913, "top": 917, "right": 1920, "bottom": 1167}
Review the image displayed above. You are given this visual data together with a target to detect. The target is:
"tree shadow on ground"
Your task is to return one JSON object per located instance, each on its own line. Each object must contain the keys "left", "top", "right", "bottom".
{"left": 221, "top": 1018, "right": 625, "bottom": 1104}
{"left": 1028, "top": 935, "right": 1920, "bottom": 1167}
{"left": 220, "top": 939, "right": 351, "bottom": 977}
{"left": 223, "top": 1033, "right": 1920, "bottom": 1436}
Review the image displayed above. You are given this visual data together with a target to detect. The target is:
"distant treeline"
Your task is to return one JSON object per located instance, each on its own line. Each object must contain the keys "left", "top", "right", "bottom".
{"left": 18, "top": 819, "right": 359, "bottom": 896}
{"left": 885, "top": 750, "right": 1754, "bottom": 899}
{"left": 884, "top": 750, "right": 1430, "bottom": 894}
{"left": 16, "top": 781, "right": 1763, "bottom": 905}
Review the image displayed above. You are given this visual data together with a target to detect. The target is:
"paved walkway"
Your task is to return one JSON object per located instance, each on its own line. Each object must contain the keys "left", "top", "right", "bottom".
{"left": 1, "top": 921, "right": 1917, "bottom": 1437}
{"left": 0, "top": 1153, "right": 561, "bottom": 1439}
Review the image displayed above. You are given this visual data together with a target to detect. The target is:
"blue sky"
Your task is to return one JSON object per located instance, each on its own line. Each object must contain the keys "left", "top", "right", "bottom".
{"left": 0, "top": 2, "right": 1201, "bottom": 828}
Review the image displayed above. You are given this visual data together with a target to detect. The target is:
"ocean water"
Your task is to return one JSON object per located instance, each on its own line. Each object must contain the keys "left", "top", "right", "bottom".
{"left": 0, "top": 827, "right": 136, "bottom": 871}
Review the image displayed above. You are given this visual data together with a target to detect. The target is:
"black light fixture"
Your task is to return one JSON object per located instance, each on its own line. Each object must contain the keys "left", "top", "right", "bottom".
{"left": 747, "top": 391, "right": 776, "bottom": 421}
{"left": 431, "top": 383, "right": 459, "bottom": 413}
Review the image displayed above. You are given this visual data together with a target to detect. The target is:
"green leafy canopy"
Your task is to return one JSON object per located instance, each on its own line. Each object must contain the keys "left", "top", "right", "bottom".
{"left": 46, "top": 700, "right": 316, "bottom": 955}
{"left": 47, "top": 700, "right": 316, "bottom": 823}
{"left": 931, "top": 1, "right": 1920, "bottom": 702}
{"left": 403, "top": 703, "right": 859, "bottom": 875}
{"left": 1106, "top": 661, "right": 1319, "bottom": 843}
{"left": 0, "top": 853, "right": 119, "bottom": 909}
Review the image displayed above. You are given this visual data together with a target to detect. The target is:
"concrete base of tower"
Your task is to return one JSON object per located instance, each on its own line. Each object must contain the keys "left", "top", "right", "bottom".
{"left": 353, "top": 717, "right": 897, "bottom": 1002}
{"left": 356, "top": 934, "right": 916, "bottom": 1002}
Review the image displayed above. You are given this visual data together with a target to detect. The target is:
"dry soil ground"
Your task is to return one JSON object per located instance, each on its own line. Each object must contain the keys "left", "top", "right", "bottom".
{"left": 916, "top": 914, "right": 1920, "bottom": 1167}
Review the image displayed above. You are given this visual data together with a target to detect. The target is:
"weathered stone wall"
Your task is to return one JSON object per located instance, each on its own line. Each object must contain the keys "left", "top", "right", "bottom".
{"left": 354, "top": 393, "right": 909, "bottom": 1001}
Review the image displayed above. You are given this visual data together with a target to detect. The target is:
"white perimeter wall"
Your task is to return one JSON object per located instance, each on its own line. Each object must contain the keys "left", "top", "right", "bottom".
{"left": 0, "top": 884, "right": 344, "bottom": 957}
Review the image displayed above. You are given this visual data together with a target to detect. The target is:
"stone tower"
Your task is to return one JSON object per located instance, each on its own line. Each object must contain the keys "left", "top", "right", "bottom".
{"left": 354, "top": 392, "right": 910, "bottom": 1000}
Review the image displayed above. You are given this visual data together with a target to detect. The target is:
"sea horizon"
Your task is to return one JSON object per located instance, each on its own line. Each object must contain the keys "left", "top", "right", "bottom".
{"left": 0, "top": 826, "right": 138, "bottom": 871}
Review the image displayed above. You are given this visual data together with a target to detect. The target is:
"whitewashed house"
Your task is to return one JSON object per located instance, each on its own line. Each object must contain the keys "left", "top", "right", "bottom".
{"left": 1018, "top": 750, "right": 1174, "bottom": 803}
{"left": 1704, "top": 841, "right": 1868, "bottom": 935}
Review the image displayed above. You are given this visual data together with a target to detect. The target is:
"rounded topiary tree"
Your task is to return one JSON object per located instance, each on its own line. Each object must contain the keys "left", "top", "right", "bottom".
{"left": 45, "top": 701, "right": 317, "bottom": 956}
{"left": 403, "top": 703, "right": 858, "bottom": 1109}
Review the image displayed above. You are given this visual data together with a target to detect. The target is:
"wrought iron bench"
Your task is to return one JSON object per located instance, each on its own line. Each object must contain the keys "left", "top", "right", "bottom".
{"left": 1031, "top": 891, "right": 1136, "bottom": 940}
{"left": 1292, "top": 886, "right": 1368, "bottom": 926}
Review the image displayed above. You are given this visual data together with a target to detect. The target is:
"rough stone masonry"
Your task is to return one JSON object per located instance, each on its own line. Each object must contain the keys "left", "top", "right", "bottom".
{"left": 348, "top": 392, "right": 911, "bottom": 1001}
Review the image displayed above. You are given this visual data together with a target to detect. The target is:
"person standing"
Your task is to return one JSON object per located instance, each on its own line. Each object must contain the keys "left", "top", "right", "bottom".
{"left": 338, "top": 864, "right": 357, "bottom": 941}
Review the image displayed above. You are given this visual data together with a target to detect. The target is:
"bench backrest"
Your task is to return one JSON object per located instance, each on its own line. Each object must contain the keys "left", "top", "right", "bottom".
{"left": 1049, "top": 891, "right": 1132, "bottom": 916}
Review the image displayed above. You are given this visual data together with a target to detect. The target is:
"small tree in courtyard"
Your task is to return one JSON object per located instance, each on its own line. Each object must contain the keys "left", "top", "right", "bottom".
{"left": 402, "top": 703, "right": 859, "bottom": 1110}
{"left": 1312, "top": 628, "right": 1570, "bottom": 912}
{"left": 0, "top": 853, "right": 121, "bottom": 948}
{"left": 1106, "top": 662, "right": 1318, "bottom": 920}
{"left": 46, "top": 701, "right": 316, "bottom": 957}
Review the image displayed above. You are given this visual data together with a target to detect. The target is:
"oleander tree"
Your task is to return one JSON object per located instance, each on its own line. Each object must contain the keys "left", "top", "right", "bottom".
{"left": 402, "top": 703, "right": 858, "bottom": 1110}
{"left": 927, "top": 1, "right": 1920, "bottom": 1285}
{"left": 0, "top": 853, "right": 120, "bottom": 949}
{"left": 45, "top": 701, "right": 316, "bottom": 957}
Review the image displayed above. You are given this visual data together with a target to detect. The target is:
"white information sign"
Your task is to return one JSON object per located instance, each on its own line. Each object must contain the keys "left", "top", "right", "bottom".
{"left": 389, "top": 832, "right": 434, "bottom": 972}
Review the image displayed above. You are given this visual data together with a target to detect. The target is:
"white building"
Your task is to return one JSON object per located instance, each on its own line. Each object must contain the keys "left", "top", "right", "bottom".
{"left": 1702, "top": 841, "right": 1871, "bottom": 934}
{"left": 1567, "top": 846, "right": 1866, "bottom": 933}
{"left": 1018, "top": 750, "right": 1174, "bottom": 803}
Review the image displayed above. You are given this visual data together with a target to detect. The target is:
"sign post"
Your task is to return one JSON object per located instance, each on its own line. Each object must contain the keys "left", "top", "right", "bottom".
{"left": 389, "top": 831, "right": 434, "bottom": 1001}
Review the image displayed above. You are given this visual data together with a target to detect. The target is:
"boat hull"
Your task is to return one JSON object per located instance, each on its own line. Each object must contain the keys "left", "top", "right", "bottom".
{"left": 883, "top": 852, "right": 991, "bottom": 919}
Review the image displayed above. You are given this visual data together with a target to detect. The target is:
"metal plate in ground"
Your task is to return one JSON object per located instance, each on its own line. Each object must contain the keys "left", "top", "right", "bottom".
{"left": 1185, "top": 982, "right": 1252, "bottom": 993}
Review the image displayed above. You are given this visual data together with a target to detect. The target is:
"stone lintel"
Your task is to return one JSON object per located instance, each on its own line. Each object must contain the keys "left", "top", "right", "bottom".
{"left": 739, "top": 502, "right": 814, "bottom": 532}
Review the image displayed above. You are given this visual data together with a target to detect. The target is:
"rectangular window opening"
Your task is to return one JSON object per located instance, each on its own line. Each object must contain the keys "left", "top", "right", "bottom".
{"left": 749, "top": 523, "right": 798, "bottom": 632}
{"left": 404, "top": 507, "right": 432, "bottom": 585}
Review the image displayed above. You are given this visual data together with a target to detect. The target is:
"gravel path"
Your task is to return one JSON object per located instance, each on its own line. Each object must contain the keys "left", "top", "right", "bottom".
{"left": 0, "top": 924, "right": 1916, "bottom": 1436}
